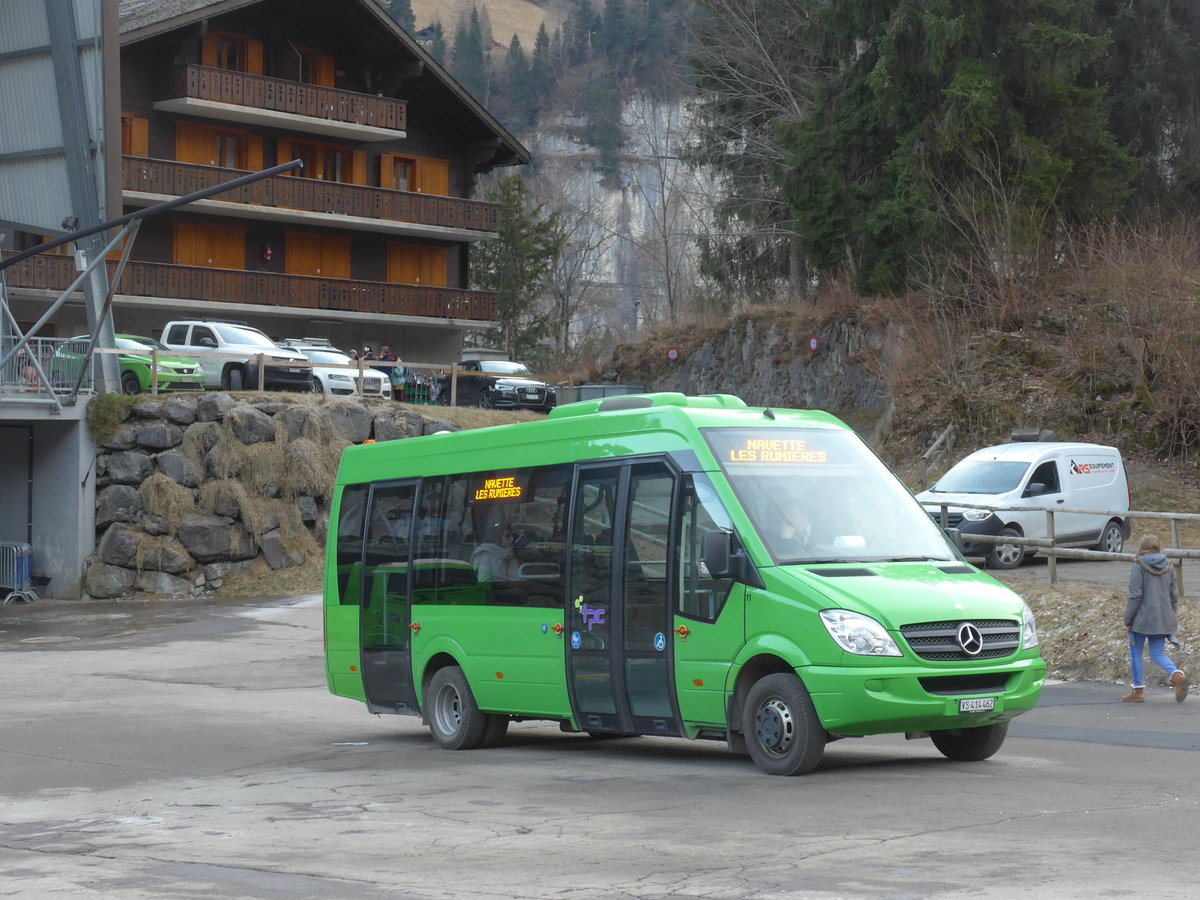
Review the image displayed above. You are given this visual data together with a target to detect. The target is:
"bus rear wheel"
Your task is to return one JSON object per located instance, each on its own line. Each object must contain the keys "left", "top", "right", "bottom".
{"left": 930, "top": 723, "right": 1008, "bottom": 761}
{"left": 742, "top": 673, "right": 825, "bottom": 776}
{"left": 427, "top": 666, "right": 486, "bottom": 750}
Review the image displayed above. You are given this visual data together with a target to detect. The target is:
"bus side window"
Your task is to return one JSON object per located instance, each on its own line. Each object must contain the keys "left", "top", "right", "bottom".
{"left": 678, "top": 474, "right": 735, "bottom": 622}
{"left": 335, "top": 484, "right": 369, "bottom": 605}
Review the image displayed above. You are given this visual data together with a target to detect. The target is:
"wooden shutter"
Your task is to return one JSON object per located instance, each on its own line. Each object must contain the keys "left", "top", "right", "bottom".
{"left": 201, "top": 32, "right": 218, "bottom": 67}
{"left": 424, "top": 247, "right": 448, "bottom": 287}
{"left": 322, "top": 235, "right": 352, "bottom": 279}
{"left": 246, "top": 134, "right": 264, "bottom": 170}
{"left": 286, "top": 232, "right": 323, "bottom": 276}
{"left": 387, "top": 243, "right": 419, "bottom": 284}
{"left": 418, "top": 158, "right": 449, "bottom": 196}
{"left": 173, "top": 222, "right": 204, "bottom": 265}
{"left": 176, "top": 122, "right": 212, "bottom": 165}
{"left": 246, "top": 38, "right": 264, "bottom": 75}
{"left": 212, "top": 225, "right": 246, "bottom": 269}
{"left": 277, "top": 138, "right": 293, "bottom": 168}
{"left": 317, "top": 53, "right": 336, "bottom": 87}
{"left": 122, "top": 115, "right": 149, "bottom": 157}
{"left": 351, "top": 150, "right": 367, "bottom": 186}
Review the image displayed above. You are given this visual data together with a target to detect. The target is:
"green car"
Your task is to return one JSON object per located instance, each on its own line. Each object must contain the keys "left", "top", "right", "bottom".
{"left": 54, "top": 334, "right": 205, "bottom": 394}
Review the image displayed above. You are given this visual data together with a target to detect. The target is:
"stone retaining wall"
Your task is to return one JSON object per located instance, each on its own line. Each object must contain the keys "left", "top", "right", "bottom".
{"left": 85, "top": 394, "right": 459, "bottom": 599}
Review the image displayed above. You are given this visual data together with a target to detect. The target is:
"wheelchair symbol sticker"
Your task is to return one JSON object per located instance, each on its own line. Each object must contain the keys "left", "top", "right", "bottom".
{"left": 654, "top": 632, "right": 666, "bottom": 652}
{"left": 571, "top": 631, "right": 581, "bottom": 649}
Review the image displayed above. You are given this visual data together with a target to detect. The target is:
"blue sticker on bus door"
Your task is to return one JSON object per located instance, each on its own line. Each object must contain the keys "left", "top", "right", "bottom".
{"left": 571, "top": 631, "right": 581, "bottom": 649}
{"left": 654, "top": 632, "right": 666, "bottom": 652}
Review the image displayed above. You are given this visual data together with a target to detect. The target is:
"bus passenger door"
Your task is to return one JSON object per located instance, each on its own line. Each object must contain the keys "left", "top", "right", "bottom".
{"left": 360, "top": 480, "right": 421, "bottom": 715}
{"left": 566, "top": 461, "right": 683, "bottom": 737}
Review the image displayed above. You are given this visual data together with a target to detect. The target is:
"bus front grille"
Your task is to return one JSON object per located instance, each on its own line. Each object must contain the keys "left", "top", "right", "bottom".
{"left": 900, "top": 619, "right": 1021, "bottom": 661}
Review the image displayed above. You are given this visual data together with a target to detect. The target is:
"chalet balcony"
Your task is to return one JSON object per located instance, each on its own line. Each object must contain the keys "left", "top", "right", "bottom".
{"left": 3, "top": 253, "right": 497, "bottom": 323}
{"left": 122, "top": 157, "right": 500, "bottom": 238}
{"left": 153, "top": 64, "right": 407, "bottom": 142}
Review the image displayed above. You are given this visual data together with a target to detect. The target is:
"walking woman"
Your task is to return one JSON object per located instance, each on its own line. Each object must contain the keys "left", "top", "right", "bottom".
{"left": 1124, "top": 535, "right": 1189, "bottom": 703}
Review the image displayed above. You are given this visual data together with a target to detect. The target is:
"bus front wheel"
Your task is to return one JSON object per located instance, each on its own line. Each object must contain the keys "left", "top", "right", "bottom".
{"left": 742, "top": 673, "right": 825, "bottom": 776}
{"left": 930, "top": 723, "right": 1008, "bottom": 761}
{"left": 427, "top": 666, "right": 486, "bottom": 750}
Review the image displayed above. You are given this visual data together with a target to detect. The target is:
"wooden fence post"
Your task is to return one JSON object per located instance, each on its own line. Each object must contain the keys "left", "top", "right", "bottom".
{"left": 1172, "top": 517, "right": 1184, "bottom": 596}
{"left": 1045, "top": 510, "right": 1057, "bottom": 586}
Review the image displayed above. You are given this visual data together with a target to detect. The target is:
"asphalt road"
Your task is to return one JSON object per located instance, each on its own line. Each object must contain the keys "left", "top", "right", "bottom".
{"left": 1, "top": 594, "right": 1198, "bottom": 899}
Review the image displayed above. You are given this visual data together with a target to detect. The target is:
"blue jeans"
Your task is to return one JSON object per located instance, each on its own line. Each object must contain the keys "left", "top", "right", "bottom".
{"left": 1129, "top": 633, "right": 1179, "bottom": 688}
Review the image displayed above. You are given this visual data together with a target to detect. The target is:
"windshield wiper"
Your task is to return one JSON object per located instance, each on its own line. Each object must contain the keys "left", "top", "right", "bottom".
{"left": 883, "top": 556, "right": 953, "bottom": 563}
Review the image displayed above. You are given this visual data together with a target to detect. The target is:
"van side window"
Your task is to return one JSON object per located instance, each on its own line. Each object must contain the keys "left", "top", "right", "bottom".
{"left": 678, "top": 473, "right": 735, "bottom": 622}
{"left": 1027, "top": 461, "right": 1060, "bottom": 496}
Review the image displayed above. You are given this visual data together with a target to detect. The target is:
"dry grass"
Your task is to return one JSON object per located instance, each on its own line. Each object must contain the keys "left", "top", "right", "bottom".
{"left": 410, "top": 0, "right": 565, "bottom": 49}
{"left": 139, "top": 473, "right": 195, "bottom": 532}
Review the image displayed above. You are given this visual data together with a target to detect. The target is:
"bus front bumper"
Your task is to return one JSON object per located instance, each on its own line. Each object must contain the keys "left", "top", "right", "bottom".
{"left": 801, "top": 656, "right": 1046, "bottom": 736}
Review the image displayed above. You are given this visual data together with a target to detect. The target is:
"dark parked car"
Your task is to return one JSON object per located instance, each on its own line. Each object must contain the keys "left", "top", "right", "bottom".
{"left": 437, "top": 359, "right": 556, "bottom": 412}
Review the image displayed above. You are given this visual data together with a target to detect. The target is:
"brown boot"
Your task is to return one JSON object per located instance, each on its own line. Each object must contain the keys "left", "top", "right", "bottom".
{"left": 1171, "top": 671, "right": 1190, "bottom": 703}
{"left": 1122, "top": 687, "right": 1145, "bottom": 702}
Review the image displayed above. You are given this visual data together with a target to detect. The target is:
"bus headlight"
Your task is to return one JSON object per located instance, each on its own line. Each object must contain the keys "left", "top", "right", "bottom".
{"left": 1021, "top": 602, "right": 1040, "bottom": 649}
{"left": 819, "top": 610, "right": 902, "bottom": 657}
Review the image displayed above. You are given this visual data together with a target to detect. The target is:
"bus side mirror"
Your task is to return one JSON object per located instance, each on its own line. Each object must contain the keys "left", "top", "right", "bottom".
{"left": 701, "top": 530, "right": 732, "bottom": 578}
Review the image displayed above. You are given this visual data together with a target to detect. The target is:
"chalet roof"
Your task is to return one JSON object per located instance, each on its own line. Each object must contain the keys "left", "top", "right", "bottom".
{"left": 116, "top": 0, "right": 529, "bottom": 168}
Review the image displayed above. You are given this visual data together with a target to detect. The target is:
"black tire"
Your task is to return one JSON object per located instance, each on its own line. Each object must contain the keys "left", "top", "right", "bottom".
{"left": 478, "top": 392, "right": 494, "bottom": 409}
{"left": 742, "top": 673, "right": 825, "bottom": 776}
{"left": 309, "top": 376, "right": 323, "bottom": 394}
{"left": 120, "top": 371, "right": 142, "bottom": 395}
{"left": 426, "top": 666, "right": 486, "bottom": 750}
{"left": 1095, "top": 520, "right": 1124, "bottom": 554}
{"left": 226, "top": 367, "right": 245, "bottom": 392}
{"left": 930, "top": 722, "right": 1009, "bottom": 761}
{"left": 988, "top": 527, "right": 1025, "bottom": 570}
{"left": 479, "top": 714, "right": 510, "bottom": 748}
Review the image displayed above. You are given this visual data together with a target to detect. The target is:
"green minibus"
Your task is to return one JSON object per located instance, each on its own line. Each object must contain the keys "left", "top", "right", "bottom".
{"left": 324, "top": 393, "right": 1045, "bottom": 775}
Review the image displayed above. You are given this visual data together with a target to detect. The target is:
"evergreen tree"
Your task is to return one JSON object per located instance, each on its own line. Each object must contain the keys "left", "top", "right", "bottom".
{"left": 582, "top": 68, "right": 624, "bottom": 189}
{"left": 530, "top": 23, "right": 555, "bottom": 119}
{"left": 471, "top": 174, "right": 563, "bottom": 363}
{"left": 567, "top": 0, "right": 598, "bottom": 66}
{"left": 505, "top": 35, "right": 533, "bottom": 129}
{"left": 771, "top": 0, "right": 1137, "bottom": 294}
{"left": 378, "top": 0, "right": 415, "bottom": 35}
{"left": 429, "top": 21, "right": 446, "bottom": 65}
{"left": 599, "top": 0, "right": 631, "bottom": 66}
{"left": 450, "top": 10, "right": 486, "bottom": 99}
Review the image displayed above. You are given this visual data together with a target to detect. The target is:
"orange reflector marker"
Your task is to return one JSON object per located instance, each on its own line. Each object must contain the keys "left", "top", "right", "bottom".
{"left": 362, "top": 439, "right": 376, "bottom": 444}
{"left": 496, "top": 672, "right": 505, "bottom": 679}
{"left": 693, "top": 679, "right": 703, "bottom": 687}
{"left": 350, "top": 665, "right": 357, "bottom": 672}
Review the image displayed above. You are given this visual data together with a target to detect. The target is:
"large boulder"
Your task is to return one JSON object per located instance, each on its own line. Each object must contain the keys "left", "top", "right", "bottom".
{"left": 226, "top": 405, "right": 276, "bottom": 445}
{"left": 134, "top": 570, "right": 195, "bottom": 596}
{"left": 136, "top": 421, "right": 184, "bottom": 451}
{"left": 161, "top": 398, "right": 197, "bottom": 426}
{"left": 96, "top": 485, "right": 143, "bottom": 529}
{"left": 102, "top": 424, "right": 140, "bottom": 451}
{"left": 259, "top": 528, "right": 304, "bottom": 570}
{"left": 99, "top": 450, "right": 153, "bottom": 485}
{"left": 327, "top": 402, "right": 374, "bottom": 444}
{"left": 126, "top": 400, "right": 165, "bottom": 421}
{"left": 177, "top": 513, "right": 258, "bottom": 563}
{"left": 196, "top": 392, "right": 236, "bottom": 422}
{"left": 154, "top": 449, "right": 203, "bottom": 488}
{"left": 421, "top": 417, "right": 461, "bottom": 436}
{"left": 85, "top": 562, "right": 135, "bottom": 599}
{"left": 277, "top": 407, "right": 310, "bottom": 442}
{"left": 373, "top": 409, "right": 425, "bottom": 441}
{"left": 297, "top": 495, "right": 318, "bottom": 526}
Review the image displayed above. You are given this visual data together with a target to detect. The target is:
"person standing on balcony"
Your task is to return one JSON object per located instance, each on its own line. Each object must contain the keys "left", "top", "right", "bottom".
{"left": 1123, "top": 534, "right": 1189, "bottom": 703}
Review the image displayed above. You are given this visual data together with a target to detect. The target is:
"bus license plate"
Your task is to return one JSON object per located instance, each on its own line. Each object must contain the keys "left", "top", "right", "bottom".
{"left": 959, "top": 697, "right": 995, "bottom": 713}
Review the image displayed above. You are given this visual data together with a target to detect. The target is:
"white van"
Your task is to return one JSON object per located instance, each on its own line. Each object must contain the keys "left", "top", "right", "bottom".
{"left": 916, "top": 442, "right": 1131, "bottom": 569}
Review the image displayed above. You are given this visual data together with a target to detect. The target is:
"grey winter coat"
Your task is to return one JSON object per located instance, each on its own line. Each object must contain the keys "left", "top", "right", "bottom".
{"left": 1126, "top": 552, "right": 1179, "bottom": 635}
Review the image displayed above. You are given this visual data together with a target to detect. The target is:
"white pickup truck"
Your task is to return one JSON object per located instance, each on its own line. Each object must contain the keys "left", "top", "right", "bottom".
{"left": 160, "top": 319, "right": 310, "bottom": 391}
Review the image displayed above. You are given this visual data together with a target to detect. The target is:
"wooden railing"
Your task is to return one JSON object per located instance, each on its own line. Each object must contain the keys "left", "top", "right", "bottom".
{"left": 2, "top": 253, "right": 497, "bottom": 321}
{"left": 122, "top": 157, "right": 499, "bottom": 232}
{"left": 174, "top": 64, "right": 406, "bottom": 131}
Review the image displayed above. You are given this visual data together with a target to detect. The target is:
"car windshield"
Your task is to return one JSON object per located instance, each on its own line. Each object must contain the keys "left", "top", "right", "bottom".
{"left": 930, "top": 460, "right": 1030, "bottom": 495}
{"left": 705, "top": 427, "right": 956, "bottom": 565}
{"left": 479, "top": 360, "right": 533, "bottom": 375}
{"left": 115, "top": 336, "right": 167, "bottom": 352}
{"left": 215, "top": 324, "right": 276, "bottom": 348}
{"left": 297, "top": 348, "right": 352, "bottom": 365}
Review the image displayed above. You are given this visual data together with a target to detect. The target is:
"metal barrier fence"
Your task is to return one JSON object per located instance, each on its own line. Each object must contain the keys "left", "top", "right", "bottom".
{"left": 930, "top": 500, "right": 1197, "bottom": 588}
{"left": 0, "top": 336, "right": 93, "bottom": 396}
{"left": 1, "top": 540, "right": 38, "bottom": 604}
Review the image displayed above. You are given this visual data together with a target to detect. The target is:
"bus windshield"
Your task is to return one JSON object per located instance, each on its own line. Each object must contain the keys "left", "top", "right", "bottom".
{"left": 705, "top": 427, "right": 955, "bottom": 565}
